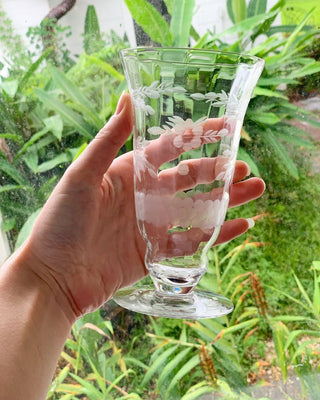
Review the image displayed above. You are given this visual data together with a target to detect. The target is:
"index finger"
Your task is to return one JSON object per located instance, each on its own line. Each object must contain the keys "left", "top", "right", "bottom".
{"left": 143, "top": 117, "right": 225, "bottom": 169}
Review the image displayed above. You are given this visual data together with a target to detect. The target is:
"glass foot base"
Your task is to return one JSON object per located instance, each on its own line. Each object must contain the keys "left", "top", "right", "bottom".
{"left": 113, "top": 286, "right": 233, "bottom": 319}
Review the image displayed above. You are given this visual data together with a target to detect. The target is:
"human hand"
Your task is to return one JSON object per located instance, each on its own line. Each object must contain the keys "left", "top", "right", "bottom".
{"left": 17, "top": 93, "right": 265, "bottom": 321}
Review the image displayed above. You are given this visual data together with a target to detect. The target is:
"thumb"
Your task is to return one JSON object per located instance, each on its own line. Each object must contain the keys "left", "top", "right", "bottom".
{"left": 67, "top": 92, "right": 133, "bottom": 184}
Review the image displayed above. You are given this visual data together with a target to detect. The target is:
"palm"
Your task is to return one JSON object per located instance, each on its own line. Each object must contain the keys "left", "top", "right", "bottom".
{"left": 29, "top": 151, "right": 146, "bottom": 315}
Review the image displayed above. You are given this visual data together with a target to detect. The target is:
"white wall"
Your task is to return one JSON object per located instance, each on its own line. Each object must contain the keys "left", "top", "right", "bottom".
{"left": 194, "top": 0, "right": 233, "bottom": 36}
{"left": 1, "top": 0, "right": 50, "bottom": 39}
{"left": 0, "top": 0, "right": 280, "bottom": 56}
{"left": 47, "top": 0, "right": 136, "bottom": 55}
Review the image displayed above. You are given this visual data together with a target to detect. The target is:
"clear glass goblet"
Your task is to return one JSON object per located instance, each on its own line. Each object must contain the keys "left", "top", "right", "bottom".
{"left": 113, "top": 48, "right": 264, "bottom": 319}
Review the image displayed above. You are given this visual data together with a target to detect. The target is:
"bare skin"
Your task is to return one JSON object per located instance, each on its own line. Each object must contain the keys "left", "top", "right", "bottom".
{"left": 0, "top": 93, "right": 265, "bottom": 400}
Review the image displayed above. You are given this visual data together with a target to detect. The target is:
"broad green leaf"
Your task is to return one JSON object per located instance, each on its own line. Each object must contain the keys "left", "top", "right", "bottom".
{"left": 140, "top": 345, "right": 178, "bottom": 387}
{"left": 281, "top": 8, "right": 315, "bottom": 56}
{"left": 123, "top": 356, "right": 148, "bottom": 370}
{"left": 188, "top": 321, "right": 242, "bottom": 358}
{"left": 237, "top": 147, "right": 261, "bottom": 176}
{"left": 267, "top": 285, "right": 316, "bottom": 314}
{"left": 227, "top": 0, "right": 235, "bottom": 23}
{"left": 262, "top": 130, "right": 299, "bottom": 179}
{"left": 212, "top": 318, "right": 260, "bottom": 338}
{"left": 170, "top": 0, "right": 195, "bottom": 47}
{"left": 271, "top": 315, "right": 316, "bottom": 323}
{"left": 47, "top": 365, "right": 70, "bottom": 398}
{"left": 249, "top": 112, "right": 281, "bottom": 125}
{"left": 55, "top": 383, "right": 85, "bottom": 395}
{"left": 193, "top": 32, "right": 210, "bottom": 49}
{"left": 70, "top": 143, "right": 88, "bottom": 161}
{"left": 164, "top": 0, "right": 174, "bottom": 15}
{"left": 18, "top": 47, "right": 53, "bottom": 92}
{"left": 232, "top": 0, "right": 247, "bottom": 23}
{"left": 293, "top": 272, "right": 313, "bottom": 310}
{"left": 105, "top": 369, "right": 136, "bottom": 395}
{"left": 190, "top": 25, "right": 200, "bottom": 41}
{"left": 16, "top": 127, "right": 50, "bottom": 158}
{"left": 58, "top": 395, "right": 76, "bottom": 400}
{"left": 213, "top": 10, "right": 278, "bottom": 41}
{"left": 124, "top": 0, "right": 173, "bottom": 46}
{"left": 49, "top": 66, "right": 103, "bottom": 129}
{"left": 37, "top": 153, "right": 71, "bottom": 173}
{"left": 0, "top": 184, "right": 22, "bottom": 193}
{"left": 287, "top": 61, "right": 320, "bottom": 80}
{"left": 82, "top": 352, "right": 106, "bottom": 395}
{"left": 253, "top": 86, "right": 288, "bottom": 100}
{"left": 117, "top": 394, "right": 142, "bottom": 400}
{"left": 181, "top": 381, "right": 215, "bottom": 400}
{"left": 249, "top": 35, "right": 284, "bottom": 56}
{"left": 273, "top": 131, "right": 315, "bottom": 149}
{"left": 266, "top": 24, "right": 311, "bottom": 36}
{"left": 312, "top": 261, "right": 320, "bottom": 271}
{"left": 285, "top": 329, "right": 320, "bottom": 351}
{"left": 1, "top": 217, "right": 15, "bottom": 232}
{"left": 157, "top": 347, "right": 192, "bottom": 388}
{"left": 23, "top": 149, "right": 38, "bottom": 172}
{"left": 0, "top": 158, "right": 28, "bottom": 186}
{"left": 0, "top": 80, "right": 18, "bottom": 97}
{"left": 85, "top": 55, "right": 125, "bottom": 82}
{"left": 15, "top": 208, "right": 42, "bottom": 250}
{"left": 69, "top": 373, "right": 102, "bottom": 399}
{"left": 313, "top": 268, "right": 320, "bottom": 318}
{"left": 44, "top": 115, "right": 63, "bottom": 140}
{"left": 270, "top": 320, "right": 288, "bottom": 381}
{"left": 257, "top": 77, "right": 298, "bottom": 86}
{"left": 165, "top": 354, "right": 200, "bottom": 398}
{"left": 247, "top": 0, "right": 267, "bottom": 18}
{"left": 38, "top": 176, "right": 57, "bottom": 201}
{"left": 250, "top": 0, "right": 284, "bottom": 40}
{"left": 295, "top": 113, "right": 320, "bottom": 130}
{"left": 0, "top": 133, "right": 23, "bottom": 144}
{"left": 35, "top": 89, "right": 94, "bottom": 139}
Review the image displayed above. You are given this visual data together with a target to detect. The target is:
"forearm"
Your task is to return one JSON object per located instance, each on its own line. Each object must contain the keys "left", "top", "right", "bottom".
{"left": 0, "top": 244, "right": 73, "bottom": 400}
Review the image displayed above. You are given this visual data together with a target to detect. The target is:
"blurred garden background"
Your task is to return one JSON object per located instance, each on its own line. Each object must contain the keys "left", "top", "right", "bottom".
{"left": 0, "top": 0, "right": 320, "bottom": 398}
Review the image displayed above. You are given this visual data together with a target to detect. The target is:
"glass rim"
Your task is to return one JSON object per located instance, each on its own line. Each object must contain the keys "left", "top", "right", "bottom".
{"left": 120, "top": 47, "right": 265, "bottom": 68}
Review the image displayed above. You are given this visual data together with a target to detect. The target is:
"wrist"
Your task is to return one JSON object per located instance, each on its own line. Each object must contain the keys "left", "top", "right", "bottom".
{"left": 1, "top": 239, "right": 77, "bottom": 326}
{"left": 0, "top": 241, "right": 74, "bottom": 400}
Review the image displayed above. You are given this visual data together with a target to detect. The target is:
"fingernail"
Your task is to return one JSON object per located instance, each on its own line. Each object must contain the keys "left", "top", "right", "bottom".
{"left": 246, "top": 165, "right": 251, "bottom": 176}
{"left": 115, "top": 91, "right": 127, "bottom": 115}
{"left": 246, "top": 218, "right": 255, "bottom": 229}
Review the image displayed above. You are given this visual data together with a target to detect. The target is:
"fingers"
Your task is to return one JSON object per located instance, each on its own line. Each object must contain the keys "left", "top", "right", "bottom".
{"left": 153, "top": 158, "right": 252, "bottom": 196}
{"left": 157, "top": 158, "right": 218, "bottom": 193}
{"left": 229, "top": 177, "right": 265, "bottom": 208}
{"left": 67, "top": 92, "right": 133, "bottom": 185}
{"left": 145, "top": 117, "right": 225, "bottom": 169}
{"left": 157, "top": 218, "right": 253, "bottom": 258}
{"left": 215, "top": 218, "right": 252, "bottom": 245}
{"left": 233, "top": 160, "right": 250, "bottom": 182}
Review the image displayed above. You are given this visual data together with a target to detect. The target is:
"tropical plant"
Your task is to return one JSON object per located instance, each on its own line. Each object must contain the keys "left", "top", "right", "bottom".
{"left": 124, "top": 0, "right": 320, "bottom": 179}
{"left": 135, "top": 236, "right": 320, "bottom": 399}
{"left": 0, "top": 6, "right": 128, "bottom": 249}
{"left": 47, "top": 309, "right": 145, "bottom": 399}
